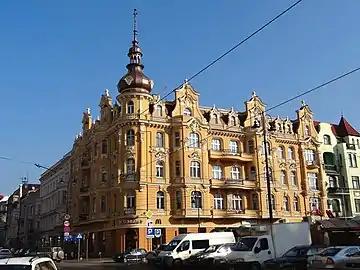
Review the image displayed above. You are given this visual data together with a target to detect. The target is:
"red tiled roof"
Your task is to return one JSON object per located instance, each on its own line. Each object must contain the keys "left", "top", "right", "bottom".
{"left": 336, "top": 116, "right": 360, "bottom": 137}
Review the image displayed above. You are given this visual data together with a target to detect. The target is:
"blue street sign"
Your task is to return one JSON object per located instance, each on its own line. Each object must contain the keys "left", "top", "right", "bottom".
{"left": 146, "top": 228, "right": 154, "bottom": 238}
{"left": 76, "top": 233, "right": 83, "bottom": 239}
{"left": 154, "top": 229, "right": 161, "bottom": 238}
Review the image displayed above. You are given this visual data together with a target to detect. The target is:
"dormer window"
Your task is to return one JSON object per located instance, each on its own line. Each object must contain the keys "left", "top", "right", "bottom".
{"left": 230, "top": 116, "right": 236, "bottom": 126}
{"left": 127, "top": 101, "right": 134, "bottom": 114}
{"left": 156, "top": 105, "right": 162, "bottom": 117}
{"left": 184, "top": 108, "right": 191, "bottom": 116}
{"left": 212, "top": 114, "right": 218, "bottom": 124}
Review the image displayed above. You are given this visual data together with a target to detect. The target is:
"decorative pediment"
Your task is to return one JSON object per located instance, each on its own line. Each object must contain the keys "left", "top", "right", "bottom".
{"left": 188, "top": 118, "right": 201, "bottom": 132}
{"left": 151, "top": 94, "right": 165, "bottom": 106}
{"left": 228, "top": 107, "right": 238, "bottom": 118}
{"left": 99, "top": 89, "right": 112, "bottom": 107}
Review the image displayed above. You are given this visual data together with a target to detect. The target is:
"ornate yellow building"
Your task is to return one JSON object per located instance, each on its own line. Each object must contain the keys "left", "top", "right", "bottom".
{"left": 69, "top": 16, "right": 327, "bottom": 255}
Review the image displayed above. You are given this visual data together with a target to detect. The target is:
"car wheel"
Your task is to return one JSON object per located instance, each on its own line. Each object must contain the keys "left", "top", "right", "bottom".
{"left": 251, "top": 262, "right": 262, "bottom": 270}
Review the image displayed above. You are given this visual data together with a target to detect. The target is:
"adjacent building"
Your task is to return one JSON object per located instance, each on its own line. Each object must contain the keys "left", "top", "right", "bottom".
{"left": 316, "top": 117, "right": 360, "bottom": 218}
{"left": 69, "top": 13, "right": 328, "bottom": 255}
{"left": 39, "top": 152, "right": 71, "bottom": 247}
{"left": 0, "top": 196, "right": 9, "bottom": 245}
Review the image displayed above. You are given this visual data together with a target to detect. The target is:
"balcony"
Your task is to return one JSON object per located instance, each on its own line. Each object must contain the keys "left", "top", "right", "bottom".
{"left": 124, "top": 207, "right": 136, "bottom": 216}
{"left": 81, "top": 159, "right": 90, "bottom": 169}
{"left": 80, "top": 186, "right": 90, "bottom": 193}
{"left": 210, "top": 178, "right": 257, "bottom": 189}
{"left": 79, "top": 212, "right": 89, "bottom": 221}
{"left": 327, "top": 187, "right": 349, "bottom": 194}
{"left": 306, "top": 160, "right": 319, "bottom": 169}
{"left": 208, "top": 149, "right": 253, "bottom": 162}
{"left": 346, "top": 144, "right": 356, "bottom": 150}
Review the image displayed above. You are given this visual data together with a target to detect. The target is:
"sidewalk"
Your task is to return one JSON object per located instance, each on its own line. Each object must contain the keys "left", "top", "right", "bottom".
{"left": 60, "top": 258, "right": 114, "bottom": 264}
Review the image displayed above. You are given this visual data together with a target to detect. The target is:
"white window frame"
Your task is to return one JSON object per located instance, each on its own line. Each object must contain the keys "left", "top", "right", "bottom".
{"left": 189, "top": 133, "right": 199, "bottom": 148}
{"left": 213, "top": 193, "right": 224, "bottom": 210}
{"left": 212, "top": 165, "right": 222, "bottom": 179}
{"left": 230, "top": 166, "right": 241, "bottom": 180}
{"left": 211, "top": 139, "right": 221, "bottom": 151}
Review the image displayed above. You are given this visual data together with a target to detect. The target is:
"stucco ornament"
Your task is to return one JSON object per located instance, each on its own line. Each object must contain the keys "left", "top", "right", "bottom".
{"left": 188, "top": 150, "right": 201, "bottom": 160}
{"left": 189, "top": 119, "right": 200, "bottom": 132}
{"left": 124, "top": 75, "right": 134, "bottom": 85}
{"left": 155, "top": 149, "right": 168, "bottom": 160}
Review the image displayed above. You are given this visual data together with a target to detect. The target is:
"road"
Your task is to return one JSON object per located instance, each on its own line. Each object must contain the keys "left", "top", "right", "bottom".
{"left": 57, "top": 260, "right": 154, "bottom": 270}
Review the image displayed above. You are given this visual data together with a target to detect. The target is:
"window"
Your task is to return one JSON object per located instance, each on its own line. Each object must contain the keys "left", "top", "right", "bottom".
{"left": 352, "top": 176, "right": 360, "bottom": 189}
{"left": 192, "top": 240, "right": 209, "bottom": 249}
{"left": 349, "top": 153, "right": 358, "bottom": 168}
{"left": 156, "top": 161, "right": 164, "bottom": 178}
{"left": 101, "top": 168, "right": 108, "bottom": 182}
{"left": 355, "top": 199, "right": 360, "bottom": 213}
{"left": 94, "top": 142, "right": 98, "bottom": 156}
{"left": 101, "top": 140, "right": 108, "bottom": 154}
{"left": 263, "top": 167, "right": 273, "bottom": 182}
{"left": 280, "top": 170, "right": 286, "bottom": 185}
{"left": 189, "top": 133, "right": 200, "bottom": 148}
{"left": 126, "top": 192, "right": 136, "bottom": 208}
{"left": 127, "top": 101, "right": 134, "bottom": 114}
{"left": 211, "top": 139, "right": 221, "bottom": 151}
{"left": 323, "top": 135, "right": 331, "bottom": 145}
{"left": 229, "top": 141, "right": 238, "bottom": 153}
{"left": 278, "top": 146, "right": 284, "bottom": 159}
{"left": 232, "top": 194, "right": 242, "bottom": 210}
{"left": 304, "top": 149, "right": 315, "bottom": 163}
{"left": 174, "top": 132, "right": 181, "bottom": 147}
{"left": 248, "top": 140, "right": 254, "bottom": 153}
{"left": 251, "top": 193, "right": 259, "bottom": 210}
{"left": 184, "top": 108, "right": 191, "bottom": 116}
{"left": 212, "top": 165, "right": 222, "bottom": 179}
{"left": 92, "top": 197, "right": 96, "bottom": 213}
{"left": 175, "top": 161, "right": 181, "bottom": 177}
{"left": 290, "top": 171, "right": 296, "bottom": 185}
{"left": 288, "top": 147, "right": 294, "bottom": 160}
{"left": 329, "top": 176, "right": 336, "bottom": 188}
{"left": 309, "top": 197, "right": 320, "bottom": 211}
{"left": 127, "top": 129, "right": 135, "bottom": 146}
{"left": 212, "top": 114, "right": 218, "bottom": 124}
{"left": 213, "top": 193, "right": 224, "bottom": 209}
{"left": 156, "top": 132, "right": 164, "bottom": 148}
{"left": 293, "top": 196, "right": 299, "bottom": 211}
{"left": 176, "top": 190, "right": 182, "bottom": 209}
{"left": 304, "top": 125, "right": 309, "bottom": 136}
{"left": 126, "top": 158, "right": 135, "bottom": 179}
{"left": 191, "top": 191, "right": 202, "bottom": 208}
{"left": 190, "top": 161, "right": 201, "bottom": 178}
{"left": 230, "top": 166, "right": 241, "bottom": 179}
{"left": 229, "top": 116, "right": 236, "bottom": 126}
{"left": 308, "top": 173, "right": 318, "bottom": 190}
{"left": 262, "top": 141, "right": 271, "bottom": 155}
{"left": 113, "top": 194, "right": 117, "bottom": 212}
{"left": 156, "top": 191, "right": 165, "bottom": 209}
{"left": 250, "top": 166, "right": 256, "bottom": 179}
{"left": 283, "top": 196, "right": 289, "bottom": 211}
{"left": 266, "top": 194, "right": 276, "bottom": 210}
{"left": 100, "top": 196, "right": 106, "bottom": 212}
{"left": 156, "top": 105, "right": 162, "bottom": 117}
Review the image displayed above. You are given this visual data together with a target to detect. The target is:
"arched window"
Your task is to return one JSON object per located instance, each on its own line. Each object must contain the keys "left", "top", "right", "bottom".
{"left": 213, "top": 193, "right": 224, "bottom": 209}
{"left": 156, "top": 105, "right": 162, "bottom": 117}
{"left": 262, "top": 141, "right": 271, "bottom": 155}
{"left": 156, "top": 132, "right": 164, "bottom": 148}
{"left": 290, "top": 171, "right": 297, "bottom": 185}
{"left": 127, "top": 101, "right": 134, "bottom": 114}
{"left": 212, "top": 165, "right": 222, "bottom": 179}
{"left": 156, "top": 161, "right": 164, "bottom": 178}
{"left": 323, "top": 135, "right": 331, "bottom": 145}
{"left": 278, "top": 146, "right": 284, "bottom": 159}
{"left": 288, "top": 147, "right": 294, "bottom": 160}
{"left": 230, "top": 166, "right": 241, "bottom": 180}
{"left": 266, "top": 194, "right": 276, "bottom": 210}
{"left": 232, "top": 194, "right": 242, "bottom": 210}
{"left": 211, "top": 139, "right": 221, "bottom": 151}
{"left": 293, "top": 196, "right": 299, "bottom": 211}
{"left": 189, "top": 133, "right": 200, "bottom": 148}
{"left": 127, "top": 129, "right": 135, "bottom": 146}
{"left": 283, "top": 196, "right": 289, "bottom": 211}
{"left": 190, "top": 161, "right": 201, "bottom": 178}
{"left": 280, "top": 170, "right": 286, "bottom": 185}
{"left": 229, "top": 116, "right": 236, "bottom": 126}
{"left": 184, "top": 108, "right": 192, "bottom": 116}
{"left": 212, "top": 114, "right": 218, "bottom": 124}
{"left": 191, "top": 191, "right": 202, "bottom": 208}
{"left": 156, "top": 191, "right": 165, "bottom": 209}
{"left": 175, "top": 190, "right": 182, "bottom": 209}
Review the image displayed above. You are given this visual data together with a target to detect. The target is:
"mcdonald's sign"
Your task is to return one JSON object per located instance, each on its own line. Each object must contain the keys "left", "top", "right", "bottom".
{"left": 155, "top": 219, "right": 162, "bottom": 225}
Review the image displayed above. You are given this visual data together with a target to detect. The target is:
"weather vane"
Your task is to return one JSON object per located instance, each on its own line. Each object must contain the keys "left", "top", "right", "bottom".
{"left": 133, "top": 8, "right": 138, "bottom": 42}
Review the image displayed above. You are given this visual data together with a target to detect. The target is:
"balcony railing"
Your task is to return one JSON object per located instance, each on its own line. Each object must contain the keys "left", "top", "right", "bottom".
{"left": 327, "top": 187, "right": 349, "bottom": 193}
{"left": 124, "top": 207, "right": 136, "bottom": 215}
{"left": 209, "top": 149, "right": 253, "bottom": 162}
{"left": 324, "top": 164, "right": 338, "bottom": 172}
{"left": 80, "top": 186, "right": 90, "bottom": 193}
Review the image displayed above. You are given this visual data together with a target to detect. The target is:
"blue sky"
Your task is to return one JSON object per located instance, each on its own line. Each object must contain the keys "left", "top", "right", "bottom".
{"left": 1, "top": 0, "right": 360, "bottom": 195}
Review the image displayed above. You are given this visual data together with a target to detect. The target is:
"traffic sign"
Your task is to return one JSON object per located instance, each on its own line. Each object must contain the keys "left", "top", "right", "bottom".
{"left": 146, "top": 219, "right": 153, "bottom": 227}
{"left": 64, "top": 214, "right": 71, "bottom": 220}
{"left": 146, "top": 228, "right": 154, "bottom": 238}
{"left": 64, "top": 232, "right": 70, "bottom": 237}
{"left": 76, "top": 233, "right": 83, "bottom": 239}
{"left": 64, "top": 221, "right": 70, "bottom": 227}
{"left": 63, "top": 226, "right": 70, "bottom": 233}
{"left": 145, "top": 210, "right": 153, "bottom": 219}
{"left": 154, "top": 228, "right": 162, "bottom": 238}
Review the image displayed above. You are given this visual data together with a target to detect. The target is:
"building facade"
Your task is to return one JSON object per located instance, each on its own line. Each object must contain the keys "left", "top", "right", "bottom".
{"left": 19, "top": 188, "right": 40, "bottom": 249}
{"left": 39, "top": 152, "right": 71, "bottom": 247}
{"left": 316, "top": 117, "right": 360, "bottom": 218}
{"left": 0, "top": 196, "right": 9, "bottom": 245}
{"left": 69, "top": 15, "right": 327, "bottom": 255}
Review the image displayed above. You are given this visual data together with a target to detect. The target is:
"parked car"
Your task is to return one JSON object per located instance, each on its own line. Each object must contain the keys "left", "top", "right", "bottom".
{"left": 112, "top": 250, "right": 131, "bottom": 263}
{"left": 337, "top": 251, "right": 360, "bottom": 270}
{"left": 124, "top": 249, "right": 147, "bottom": 264}
{"left": 263, "top": 245, "right": 325, "bottom": 270}
{"left": 147, "top": 244, "right": 167, "bottom": 265}
{"left": 31, "top": 247, "right": 65, "bottom": 262}
{"left": 0, "top": 249, "right": 13, "bottom": 259}
{"left": 0, "top": 256, "right": 58, "bottom": 270}
{"left": 186, "top": 243, "right": 234, "bottom": 265}
{"left": 311, "top": 246, "right": 360, "bottom": 269}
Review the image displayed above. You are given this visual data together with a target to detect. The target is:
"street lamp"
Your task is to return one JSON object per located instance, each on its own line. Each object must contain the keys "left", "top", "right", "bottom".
{"left": 253, "top": 112, "right": 273, "bottom": 224}
{"left": 191, "top": 194, "right": 201, "bottom": 232}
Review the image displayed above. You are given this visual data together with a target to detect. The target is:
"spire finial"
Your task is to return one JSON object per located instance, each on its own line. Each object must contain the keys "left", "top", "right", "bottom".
{"left": 341, "top": 108, "right": 344, "bottom": 117}
{"left": 133, "top": 8, "right": 138, "bottom": 42}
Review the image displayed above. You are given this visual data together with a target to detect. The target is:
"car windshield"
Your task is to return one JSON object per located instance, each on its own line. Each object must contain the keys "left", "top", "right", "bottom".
{"left": 164, "top": 240, "right": 182, "bottom": 251}
{"left": 283, "top": 247, "right": 309, "bottom": 257}
{"left": 218, "top": 244, "right": 234, "bottom": 253}
{"left": 0, "top": 266, "right": 31, "bottom": 270}
{"left": 204, "top": 245, "right": 221, "bottom": 253}
{"left": 233, "top": 237, "right": 257, "bottom": 251}
{"left": 319, "top": 248, "right": 342, "bottom": 257}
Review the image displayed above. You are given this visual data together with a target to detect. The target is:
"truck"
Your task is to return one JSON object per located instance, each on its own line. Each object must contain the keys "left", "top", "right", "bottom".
{"left": 224, "top": 222, "right": 312, "bottom": 270}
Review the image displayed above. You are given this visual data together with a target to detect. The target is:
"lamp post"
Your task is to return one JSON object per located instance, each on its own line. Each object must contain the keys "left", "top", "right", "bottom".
{"left": 191, "top": 194, "right": 201, "bottom": 232}
{"left": 253, "top": 112, "right": 273, "bottom": 224}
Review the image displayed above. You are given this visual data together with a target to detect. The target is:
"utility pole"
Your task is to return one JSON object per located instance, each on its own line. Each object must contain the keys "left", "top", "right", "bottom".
{"left": 16, "top": 176, "right": 28, "bottom": 247}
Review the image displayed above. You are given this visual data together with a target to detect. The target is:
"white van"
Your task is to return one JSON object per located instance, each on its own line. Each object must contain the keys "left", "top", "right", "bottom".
{"left": 157, "top": 232, "right": 235, "bottom": 267}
